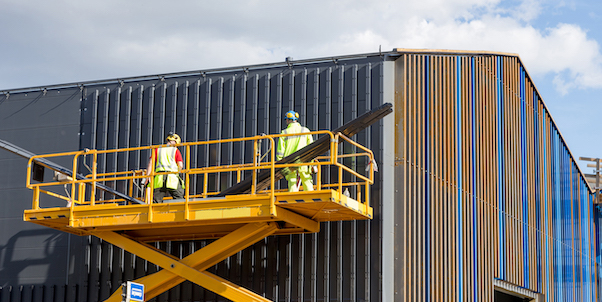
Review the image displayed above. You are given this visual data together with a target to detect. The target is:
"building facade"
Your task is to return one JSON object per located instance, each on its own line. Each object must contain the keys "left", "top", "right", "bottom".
{"left": 0, "top": 49, "right": 598, "bottom": 301}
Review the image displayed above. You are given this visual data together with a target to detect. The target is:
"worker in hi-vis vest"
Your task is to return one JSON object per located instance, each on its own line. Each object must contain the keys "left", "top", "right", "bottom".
{"left": 276, "top": 110, "right": 314, "bottom": 192}
{"left": 144, "top": 132, "right": 185, "bottom": 203}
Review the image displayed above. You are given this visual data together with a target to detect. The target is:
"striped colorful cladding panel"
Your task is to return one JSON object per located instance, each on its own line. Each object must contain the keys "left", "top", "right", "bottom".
{"left": 395, "top": 53, "right": 598, "bottom": 302}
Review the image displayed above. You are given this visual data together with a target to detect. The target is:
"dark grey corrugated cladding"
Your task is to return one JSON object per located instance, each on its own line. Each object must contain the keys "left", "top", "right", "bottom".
{"left": 0, "top": 52, "right": 395, "bottom": 301}
{"left": 0, "top": 87, "right": 83, "bottom": 301}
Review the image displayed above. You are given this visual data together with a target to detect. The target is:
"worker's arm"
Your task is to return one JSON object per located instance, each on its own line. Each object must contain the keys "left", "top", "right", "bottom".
{"left": 142, "top": 157, "right": 153, "bottom": 185}
{"left": 175, "top": 149, "right": 184, "bottom": 171}
{"left": 276, "top": 137, "right": 285, "bottom": 161}
{"left": 142, "top": 149, "right": 155, "bottom": 185}
{"left": 146, "top": 158, "right": 153, "bottom": 175}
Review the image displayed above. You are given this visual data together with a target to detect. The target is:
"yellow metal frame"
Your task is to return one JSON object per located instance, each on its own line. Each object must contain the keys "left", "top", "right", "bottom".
{"left": 99, "top": 222, "right": 278, "bottom": 302}
{"left": 22, "top": 131, "right": 375, "bottom": 301}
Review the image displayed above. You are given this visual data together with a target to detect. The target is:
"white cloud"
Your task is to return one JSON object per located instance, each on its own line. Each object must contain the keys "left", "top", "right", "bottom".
{"left": 358, "top": 3, "right": 602, "bottom": 95}
{"left": 1, "top": 0, "right": 601, "bottom": 95}
{"left": 110, "top": 36, "right": 291, "bottom": 73}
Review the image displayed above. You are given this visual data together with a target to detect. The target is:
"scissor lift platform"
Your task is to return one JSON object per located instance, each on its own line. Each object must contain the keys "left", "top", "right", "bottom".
{"left": 19, "top": 129, "right": 377, "bottom": 302}
{"left": 24, "top": 189, "right": 372, "bottom": 241}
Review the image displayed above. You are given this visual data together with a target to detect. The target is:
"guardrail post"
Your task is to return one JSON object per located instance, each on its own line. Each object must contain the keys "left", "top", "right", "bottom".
{"left": 252, "top": 138, "right": 258, "bottom": 194}
{"left": 79, "top": 183, "right": 85, "bottom": 204}
{"left": 184, "top": 145, "right": 190, "bottom": 220}
{"left": 71, "top": 153, "right": 80, "bottom": 207}
{"left": 91, "top": 152, "right": 97, "bottom": 206}
{"left": 203, "top": 172, "right": 208, "bottom": 198}
{"left": 316, "top": 163, "right": 322, "bottom": 190}
{"left": 32, "top": 187, "right": 40, "bottom": 210}
{"left": 269, "top": 137, "right": 276, "bottom": 216}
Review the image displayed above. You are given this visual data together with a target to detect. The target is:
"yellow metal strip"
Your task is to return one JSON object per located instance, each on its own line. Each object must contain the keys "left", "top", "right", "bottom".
{"left": 142, "top": 223, "right": 278, "bottom": 298}
{"left": 194, "top": 270, "right": 272, "bottom": 301}
{"left": 273, "top": 206, "right": 320, "bottom": 233}
{"left": 100, "top": 222, "right": 278, "bottom": 301}
{"left": 38, "top": 188, "right": 71, "bottom": 202}
{"left": 95, "top": 230, "right": 272, "bottom": 302}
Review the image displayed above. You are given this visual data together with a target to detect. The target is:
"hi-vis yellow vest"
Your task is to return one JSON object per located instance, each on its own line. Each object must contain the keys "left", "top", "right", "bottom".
{"left": 152, "top": 146, "right": 183, "bottom": 189}
{"left": 276, "top": 122, "right": 313, "bottom": 172}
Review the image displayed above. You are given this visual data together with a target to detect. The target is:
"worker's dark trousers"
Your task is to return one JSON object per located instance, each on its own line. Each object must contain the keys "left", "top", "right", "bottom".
{"left": 153, "top": 176, "right": 184, "bottom": 203}
{"left": 153, "top": 186, "right": 184, "bottom": 203}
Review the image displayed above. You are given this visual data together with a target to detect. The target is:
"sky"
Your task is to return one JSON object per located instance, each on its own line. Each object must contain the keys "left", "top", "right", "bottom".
{"left": 0, "top": 0, "right": 600, "bottom": 175}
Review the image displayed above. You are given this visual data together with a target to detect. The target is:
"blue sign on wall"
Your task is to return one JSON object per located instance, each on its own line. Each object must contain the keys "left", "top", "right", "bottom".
{"left": 125, "top": 281, "right": 145, "bottom": 302}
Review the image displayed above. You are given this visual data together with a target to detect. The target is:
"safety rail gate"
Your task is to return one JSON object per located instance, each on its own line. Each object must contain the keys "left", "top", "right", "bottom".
{"left": 22, "top": 130, "right": 375, "bottom": 302}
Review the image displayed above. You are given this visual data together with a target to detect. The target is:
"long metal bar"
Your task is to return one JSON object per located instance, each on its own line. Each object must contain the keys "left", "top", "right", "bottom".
{"left": 0, "top": 139, "right": 145, "bottom": 205}
{"left": 217, "top": 102, "right": 392, "bottom": 196}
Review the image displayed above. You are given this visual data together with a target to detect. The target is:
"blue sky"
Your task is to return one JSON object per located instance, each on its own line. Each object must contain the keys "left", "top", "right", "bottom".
{"left": 0, "top": 0, "right": 600, "bottom": 173}
{"left": 521, "top": 0, "right": 602, "bottom": 173}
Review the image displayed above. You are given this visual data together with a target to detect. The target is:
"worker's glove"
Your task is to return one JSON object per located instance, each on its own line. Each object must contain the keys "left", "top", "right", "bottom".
{"left": 311, "top": 166, "right": 318, "bottom": 174}
{"left": 311, "top": 159, "right": 319, "bottom": 174}
{"left": 366, "top": 159, "right": 379, "bottom": 173}
{"left": 141, "top": 177, "right": 148, "bottom": 185}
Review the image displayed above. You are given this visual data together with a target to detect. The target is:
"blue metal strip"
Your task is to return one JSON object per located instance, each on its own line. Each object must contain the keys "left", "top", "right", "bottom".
{"left": 496, "top": 56, "right": 506, "bottom": 280}
{"left": 586, "top": 185, "right": 594, "bottom": 300}
{"left": 579, "top": 184, "right": 592, "bottom": 301}
{"left": 576, "top": 174, "right": 580, "bottom": 301}
{"left": 565, "top": 150, "right": 570, "bottom": 298}
{"left": 596, "top": 206, "right": 602, "bottom": 298}
{"left": 425, "top": 56, "right": 431, "bottom": 302}
{"left": 470, "top": 57, "right": 478, "bottom": 301}
{"left": 560, "top": 145, "right": 564, "bottom": 300}
{"left": 552, "top": 129, "right": 560, "bottom": 299}
{"left": 456, "top": 56, "right": 463, "bottom": 301}
{"left": 555, "top": 132, "right": 563, "bottom": 300}
{"left": 563, "top": 134, "right": 568, "bottom": 301}
{"left": 581, "top": 185, "right": 587, "bottom": 301}
{"left": 592, "top": 197, "right": 599, "bottom": 300}
{"left": 560, "top": 144, "right": 565, "bottom": 300}
{"left": 592, "top": 195, "right": 597, "bottom": 299}
{"left": 533, "top": 92, "right": 542, "bottom": 293}
{"left": 520, "top": 68, "right": 529, "bottom": 287}
{"left": 597, "top": 200, "right": 600, "bottom": 299}
{"left": 582, "top": 177, "right": 591, "bottom": 299}
{"left": 571, "top": 159, "right": 577, "bottom": 301}
{"left": 543, "top": 109, "right": 551, "bottom": 302}
{"left": 562, "top": 145, "right": 574, "bottom": 301}
{"left": 582, "top": 182, "right": 589, "bottom": 300}
{"left": 576, "top": 161, "right": 579, "bottom": 302}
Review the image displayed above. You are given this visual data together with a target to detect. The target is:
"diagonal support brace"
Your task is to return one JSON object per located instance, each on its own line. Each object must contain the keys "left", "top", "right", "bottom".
{"left": 98, "top": 222, "right": 278, "bottom": 302}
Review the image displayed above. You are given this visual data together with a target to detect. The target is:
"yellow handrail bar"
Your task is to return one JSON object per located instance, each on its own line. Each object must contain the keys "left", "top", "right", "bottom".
{"left": 25, "top": 130, "right": 375, "bottom": 210}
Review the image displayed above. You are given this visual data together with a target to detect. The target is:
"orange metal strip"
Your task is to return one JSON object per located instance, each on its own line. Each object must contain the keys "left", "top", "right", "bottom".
{"left": 450, "top": 56, "right": 458, "bottom": 300}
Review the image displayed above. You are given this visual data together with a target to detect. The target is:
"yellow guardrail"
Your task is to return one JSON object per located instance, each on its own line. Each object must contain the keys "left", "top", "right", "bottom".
{"left": 26, "top": 130, "right": 375, "bottom": 211}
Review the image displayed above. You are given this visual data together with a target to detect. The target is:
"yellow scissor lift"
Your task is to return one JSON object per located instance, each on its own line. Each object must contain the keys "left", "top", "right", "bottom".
{"left": 22, "top": 131, "right": 375, "bottom": 302}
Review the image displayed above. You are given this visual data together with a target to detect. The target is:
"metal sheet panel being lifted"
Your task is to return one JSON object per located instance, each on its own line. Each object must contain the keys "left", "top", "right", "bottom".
{"left": 0, "top": 139, "right": 145, "bottom": 205}
{"left": 217, "top": 102, "right": 393, "bottom": 196}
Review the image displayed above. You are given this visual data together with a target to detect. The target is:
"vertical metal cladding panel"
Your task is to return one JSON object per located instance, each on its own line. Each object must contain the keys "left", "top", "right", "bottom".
{"left": 395, "top": 53, "right": 599, "bottom": 301}
{"left": 0, "top": 87, "right": 84, "bottom": 302}
{"left": 68, "top": 56, "right": 389, "bottom": 302}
